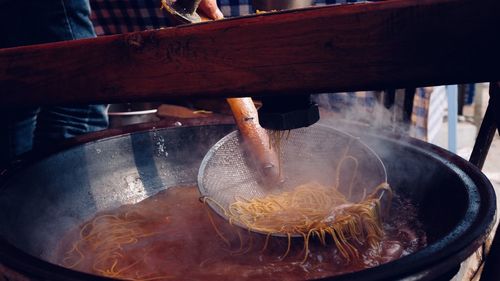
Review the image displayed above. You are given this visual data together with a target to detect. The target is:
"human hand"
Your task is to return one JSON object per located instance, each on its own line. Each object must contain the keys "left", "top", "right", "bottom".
{"left": 198, "top": 0, "right": 224, "bottom": 20}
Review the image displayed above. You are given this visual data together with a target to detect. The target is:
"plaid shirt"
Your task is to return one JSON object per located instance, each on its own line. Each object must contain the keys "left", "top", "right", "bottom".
{"left": 90, "top": 0, "right": 361, "bottom": 35}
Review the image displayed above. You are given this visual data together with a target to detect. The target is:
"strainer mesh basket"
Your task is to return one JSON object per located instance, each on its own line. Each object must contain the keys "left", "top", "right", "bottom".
{"left": 198, "top": 124, "right": 387, "bottom": 224}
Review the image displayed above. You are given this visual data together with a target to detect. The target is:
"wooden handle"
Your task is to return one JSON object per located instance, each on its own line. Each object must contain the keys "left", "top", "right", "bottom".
{"left": 1, "top": 0, "right": 500, "bottom": 107}
{"left": 227, "top": 97, "right": 281, "bottom": 185}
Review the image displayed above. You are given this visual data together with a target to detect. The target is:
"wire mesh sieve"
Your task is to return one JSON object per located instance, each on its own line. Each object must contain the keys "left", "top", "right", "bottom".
{"left": 197, "top": 124, "right": 388, "bottom": 235}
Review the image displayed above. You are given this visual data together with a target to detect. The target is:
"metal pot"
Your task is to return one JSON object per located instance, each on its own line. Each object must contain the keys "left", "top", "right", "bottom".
{"left": 0, "top": 123, "right": 495, "bottom": 281}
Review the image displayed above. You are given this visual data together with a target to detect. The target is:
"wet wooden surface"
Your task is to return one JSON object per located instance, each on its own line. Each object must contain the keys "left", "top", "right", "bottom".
{"left": 1, "top": 0, "right": 499, "bottom": 107}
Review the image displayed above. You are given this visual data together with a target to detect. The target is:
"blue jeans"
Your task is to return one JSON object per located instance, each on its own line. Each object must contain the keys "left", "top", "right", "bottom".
{"left": 0, "top": 0, "right": 108, "bottom": 167}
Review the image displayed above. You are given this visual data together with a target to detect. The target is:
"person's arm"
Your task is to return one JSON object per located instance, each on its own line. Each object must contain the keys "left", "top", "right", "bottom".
{"left": 198, "top": 0, "right": 224, "bottom": 20}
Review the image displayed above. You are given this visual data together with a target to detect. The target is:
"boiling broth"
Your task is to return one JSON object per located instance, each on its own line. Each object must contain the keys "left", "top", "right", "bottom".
{"left": 56, "top": 186, "right": 426, "bottom": 281}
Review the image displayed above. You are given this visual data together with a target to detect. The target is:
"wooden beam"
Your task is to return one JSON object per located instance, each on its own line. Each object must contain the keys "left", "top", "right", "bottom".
{"left": 1, "top": 0, "right": 499, "bottom": 106}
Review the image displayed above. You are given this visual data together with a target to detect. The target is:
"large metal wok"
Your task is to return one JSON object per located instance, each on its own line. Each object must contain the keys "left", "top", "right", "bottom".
{"left": 0, "top": 123, "right": 495, "bottom": 281}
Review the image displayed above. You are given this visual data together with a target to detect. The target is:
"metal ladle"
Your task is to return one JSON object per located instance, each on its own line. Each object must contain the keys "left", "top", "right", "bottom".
{"left": 160, "top": 0, "right": 203, "bottom": 24}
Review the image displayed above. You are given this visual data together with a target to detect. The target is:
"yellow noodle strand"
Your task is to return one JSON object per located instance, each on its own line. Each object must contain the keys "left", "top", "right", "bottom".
{"left": 62, "top": 213, "right": 172, "bottom": 281}
{"left": 205, "top": 180, "right": 392, "bottom": 263}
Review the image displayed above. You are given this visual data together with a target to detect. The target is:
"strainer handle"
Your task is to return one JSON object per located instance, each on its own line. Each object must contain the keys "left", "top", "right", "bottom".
{"left": 227, "top": 97, "right": 281, "bottom": 185}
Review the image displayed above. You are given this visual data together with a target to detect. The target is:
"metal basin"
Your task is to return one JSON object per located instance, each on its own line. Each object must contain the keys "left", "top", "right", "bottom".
{"left": 0, "top": 124, "right": 495, "bottom": 281}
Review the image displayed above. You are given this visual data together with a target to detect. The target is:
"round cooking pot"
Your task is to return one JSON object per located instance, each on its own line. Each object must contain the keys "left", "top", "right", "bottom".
{"left": 0, "top": 123, "right": 495, "bottom": 281}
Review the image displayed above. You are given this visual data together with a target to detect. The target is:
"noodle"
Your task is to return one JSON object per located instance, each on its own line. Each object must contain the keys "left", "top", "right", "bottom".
{"left": 56, "top": 184, "right": 416, "bottom": 280}
{"left": 62, "top": 212, "right": 173, "bottom": 281}
{"left": 204, "top": 182, "right": 391, "bottom": 263}
{"left": 203, "top": 130, "right": 390, "bottom": 263}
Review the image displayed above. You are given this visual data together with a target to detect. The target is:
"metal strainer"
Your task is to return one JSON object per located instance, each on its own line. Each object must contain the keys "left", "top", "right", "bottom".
{"left": 197, "top": 124, "right": 388, "bottom": 232}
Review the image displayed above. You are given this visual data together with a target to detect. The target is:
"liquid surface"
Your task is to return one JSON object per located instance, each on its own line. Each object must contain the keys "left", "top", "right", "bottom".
{"left": 56, "top": 186, "right": 426, "bottom": 281}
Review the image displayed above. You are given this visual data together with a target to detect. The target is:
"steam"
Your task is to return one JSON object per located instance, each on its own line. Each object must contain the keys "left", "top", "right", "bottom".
{"left": 311, "top": 92, "right": 440, "bottom": 210}
{"left": 313, "top": 92, "right": 410, "bottom": 134}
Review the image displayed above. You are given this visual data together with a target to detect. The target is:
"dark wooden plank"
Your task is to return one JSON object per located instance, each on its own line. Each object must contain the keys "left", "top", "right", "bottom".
{"left": 1, "top": 0, "right": 500, "bottom": 106}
